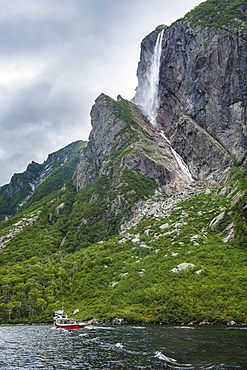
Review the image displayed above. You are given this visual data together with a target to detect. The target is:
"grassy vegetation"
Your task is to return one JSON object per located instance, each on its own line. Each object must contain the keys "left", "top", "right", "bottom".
{"left": 1, "top": 3, "right": 246, "bottom": 326}
{"left": 0, "top": 140, "right": 86, "bottom": 221}
{"left": 0, "top": 94, "right": 246, "bottom": 325}
{"left": 120, "top": 169, "right": 157, "bottom": 202}
{"left": 62, "top": 167, "right": 157, "bottom": 253}
{"left": 184, "top": 0, "right": 247, "bottom": 30}
{"left": 0, "top": 165, "right": 246, "bottom": 325}
{"left": 23, "top": 156, "right": 81, "bottom": 207}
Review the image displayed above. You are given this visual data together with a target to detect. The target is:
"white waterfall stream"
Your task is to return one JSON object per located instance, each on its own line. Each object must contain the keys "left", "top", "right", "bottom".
{"left": 145, "top": 29, "right": 164, "bottom": 125}
{"left": 134, "top": 28, "right": 193, "bottom": 182}
{"left": 159, "top": 131, "right": 194, "bottom": 182}
{"left": 134, "top": 29, "right": 164, "bottom": 125}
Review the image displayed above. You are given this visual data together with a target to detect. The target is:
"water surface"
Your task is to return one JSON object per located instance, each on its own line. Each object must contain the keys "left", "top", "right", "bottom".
{"left": 0, "top": 324, "right": 246, "bottom": 369}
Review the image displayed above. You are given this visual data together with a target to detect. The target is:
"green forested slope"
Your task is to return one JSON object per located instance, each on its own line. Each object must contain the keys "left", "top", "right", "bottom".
{"left": 0, "top": 0, "right": 247, "bottom": 326}
{"left": 0, "top": 167, "right": 246, "bottom": 325}
{"left": 0, "top": 140, "right": 86, "bottom": 221}
{"left": 185, "top": 0, "right": 247, "bottom": 29}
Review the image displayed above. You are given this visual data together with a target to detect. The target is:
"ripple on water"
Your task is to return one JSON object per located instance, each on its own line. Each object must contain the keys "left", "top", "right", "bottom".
{"left": 0, "top": 324, "right": 246, "bottom": 369}
{"left": 154, "top": 351, "right": 194, "bottom": 369}
{"left": 85, "top": 325, "right": 115, "bottom": 330}
{"left": 115, "top": 342, "right": 123, "bottom": 349}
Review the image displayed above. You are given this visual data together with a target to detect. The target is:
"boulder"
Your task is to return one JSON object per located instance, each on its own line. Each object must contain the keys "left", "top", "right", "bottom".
{"left": 209, "top": 212, "right": 225, "bottom": 230}
{"left": 170, "top": 263, "right": 195, "bottom": 273}
{"left": 160, "top": 223, "right": 169, "bottom": 229}
{"left": 87, "top": 318, "right": 99, "bottom": 325}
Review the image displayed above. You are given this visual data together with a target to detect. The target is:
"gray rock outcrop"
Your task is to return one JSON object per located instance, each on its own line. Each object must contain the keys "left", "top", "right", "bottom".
{"left": 74, "top": 94, "right": 193, "bottom": 193}
{"left": 134, "top": 12, "right": 247, "bottom": 182}
{"left": 170, "top": 263, "right": 196, "bottom": 273}
{"left": 73, "top": 1, "right": 247, "bottom": 231}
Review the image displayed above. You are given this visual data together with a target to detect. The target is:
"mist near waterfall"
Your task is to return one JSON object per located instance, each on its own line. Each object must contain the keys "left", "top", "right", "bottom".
{"left": 133, "top": 27, "right": 194, "bottom": 183}
{"left": 133, "top": 29, "right": 164, "bottom": 125}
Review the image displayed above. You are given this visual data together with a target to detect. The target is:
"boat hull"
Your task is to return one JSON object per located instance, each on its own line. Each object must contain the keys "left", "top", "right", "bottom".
{"left": 54, "top": 323, "right": 86, "bottom": 329}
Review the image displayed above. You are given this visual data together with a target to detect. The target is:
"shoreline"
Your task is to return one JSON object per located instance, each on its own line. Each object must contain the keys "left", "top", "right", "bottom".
{"left": 1, "top": 319, "right": 247, "bottom": 327}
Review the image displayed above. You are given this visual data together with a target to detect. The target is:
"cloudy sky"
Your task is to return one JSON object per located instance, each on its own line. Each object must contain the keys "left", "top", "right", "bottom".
{"left": 0, "top": 0, "right": 202, "bottom": 185}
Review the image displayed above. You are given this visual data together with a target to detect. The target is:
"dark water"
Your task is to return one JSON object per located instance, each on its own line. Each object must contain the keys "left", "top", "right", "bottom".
{"left": 0, "top": 324, "right": 246, "bottom": 369}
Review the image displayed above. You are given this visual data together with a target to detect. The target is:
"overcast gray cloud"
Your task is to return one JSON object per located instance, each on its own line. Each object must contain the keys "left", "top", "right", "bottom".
{"left": 0, "top": 0, "right": 202, "bottom": 185}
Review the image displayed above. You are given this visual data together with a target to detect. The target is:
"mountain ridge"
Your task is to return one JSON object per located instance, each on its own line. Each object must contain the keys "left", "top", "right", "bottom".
{"left": 0, "top": 140, "right": 86, "bottom": 221}
{"left": 0, "top": 0, "right": 246, "bottom": 325}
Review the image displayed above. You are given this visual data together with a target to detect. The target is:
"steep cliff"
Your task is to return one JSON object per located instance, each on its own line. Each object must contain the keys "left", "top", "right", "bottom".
{"left": 133, "top": 0, "right": 247, "bottom": 183}
{"left": 74, "top": 94, "right": 192, "bottom": 192}
{"left": 73, "top": 94, "right": 197, "bottom": 234}
{"left": 74, "top": 1, "right": 247, "bottom": 213}
{"left": 0, "top": 0, "right": 246, "bottom": 326}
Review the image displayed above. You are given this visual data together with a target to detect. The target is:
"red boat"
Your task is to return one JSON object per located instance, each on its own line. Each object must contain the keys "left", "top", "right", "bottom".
{"left": 54, "top": 310, "right": 86, "bottom": 329}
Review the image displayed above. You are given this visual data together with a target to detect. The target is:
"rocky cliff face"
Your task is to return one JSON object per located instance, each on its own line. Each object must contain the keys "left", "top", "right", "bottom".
{"left": 74, "top": 94, "right": 192, "bottom": 193}
{"left": 73, "top": 0, "right": 247, "bottom": 228}
{"left": 134, "top": 3, "right": 247, "bottom": 182}
{"left": 0, "top": 1, "right": 246, "bottom": 326}
{"left": 73, "top": 94, "right": 198, "bottom": 233}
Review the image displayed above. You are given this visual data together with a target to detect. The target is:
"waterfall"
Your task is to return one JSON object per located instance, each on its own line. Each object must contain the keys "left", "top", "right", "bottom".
{"left": 160, "top": 131, "right": 194, "bottom": 182}
{"left": 134, "top": 29, "right": 164, "bottom": 125}
{"left": 133, "top": 27, "right": 193, "bottom": 183}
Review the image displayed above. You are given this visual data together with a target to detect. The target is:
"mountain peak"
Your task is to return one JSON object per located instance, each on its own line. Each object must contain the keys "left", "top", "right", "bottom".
{"left": 0, "top": 140, "right": 86, "bottom": 221}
